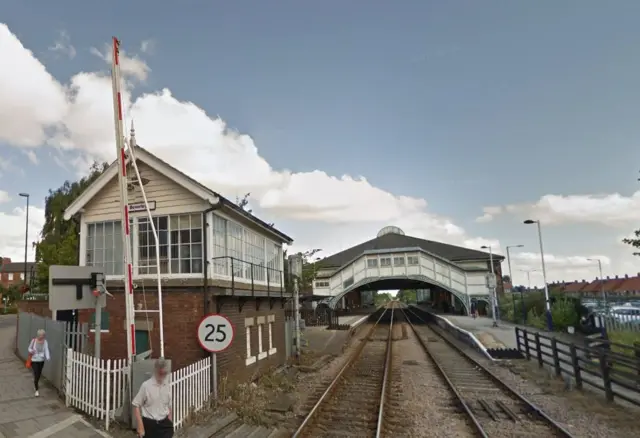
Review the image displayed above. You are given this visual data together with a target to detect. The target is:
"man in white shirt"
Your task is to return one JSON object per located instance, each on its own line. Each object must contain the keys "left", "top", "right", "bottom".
{"left": 132, "top": 358, "right": 173, "bottom": 437}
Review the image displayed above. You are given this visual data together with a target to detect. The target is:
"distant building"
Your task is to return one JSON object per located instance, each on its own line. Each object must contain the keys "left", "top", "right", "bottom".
{"left": 548, "top": 274, "right": 640, "bottom": 297}
{"left": 0, "top": 257, "right": 36, "bottom": 288}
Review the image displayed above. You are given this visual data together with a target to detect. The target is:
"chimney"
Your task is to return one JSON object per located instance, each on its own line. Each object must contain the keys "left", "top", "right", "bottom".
{"left": 615, "top": 275, "right": 618, "bottom": 279}
{"left": 606, "top": 276, "right": 610, "bottom": 280}
{"left": 625, "top": 274, "right": 629, "bottom": 279}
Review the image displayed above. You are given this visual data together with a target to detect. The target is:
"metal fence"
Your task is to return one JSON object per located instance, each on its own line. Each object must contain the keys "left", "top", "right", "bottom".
{"left": 17, "top": 312, "right": 89, "bottom": 391}
{"left": 604, "top": 316, "right": 640, "bottom": 333}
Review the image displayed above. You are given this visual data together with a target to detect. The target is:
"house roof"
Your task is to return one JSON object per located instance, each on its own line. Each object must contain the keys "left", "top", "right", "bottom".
{"left": 63, "top": 145, "right": 293, "bottom": 244}
{"left": 0, "top": 262, "right": 36, "bottom": 273}
{"left": 317, "top": 229, "right": 504, "bottom": 269}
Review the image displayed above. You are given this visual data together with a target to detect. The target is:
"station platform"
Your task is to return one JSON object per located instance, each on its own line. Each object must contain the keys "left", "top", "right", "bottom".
{"left": 442, "top": 315, "right": 519, "bottom": 350}
{"left": 337, "top": 314, "right": 370, "bottom": 328}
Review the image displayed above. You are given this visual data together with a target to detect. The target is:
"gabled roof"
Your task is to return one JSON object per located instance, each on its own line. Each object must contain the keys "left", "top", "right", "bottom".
{"left": 318, "top": 231, "right": 504, "bottom": 269}
{"left": 63, "top": 146, "right": 293, "bottom": 244}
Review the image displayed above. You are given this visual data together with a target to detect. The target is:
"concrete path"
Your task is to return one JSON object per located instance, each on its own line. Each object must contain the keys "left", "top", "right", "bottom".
{"left": 0, "top": 315, "right": 111, "bottom": 438}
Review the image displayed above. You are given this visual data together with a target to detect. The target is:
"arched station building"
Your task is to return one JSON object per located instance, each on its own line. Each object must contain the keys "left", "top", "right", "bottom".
{"left": 312, "top": 226, "right": 505, "bottom": 315}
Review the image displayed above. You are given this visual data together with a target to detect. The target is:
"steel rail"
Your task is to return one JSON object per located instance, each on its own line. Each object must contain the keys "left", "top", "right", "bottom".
{"left": 292, "top": 303, "right": 394, "bottom": 438}
{"left": 402, "top": 307, "right": 574, "bottom": 437}
{"left": 376, "top": 304, "right": 394, "bottom": 437}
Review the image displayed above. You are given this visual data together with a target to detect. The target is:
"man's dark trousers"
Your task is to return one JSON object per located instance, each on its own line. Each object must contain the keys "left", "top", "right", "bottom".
{"left": 141, "top": 417, "right": 173, "bottom": 438}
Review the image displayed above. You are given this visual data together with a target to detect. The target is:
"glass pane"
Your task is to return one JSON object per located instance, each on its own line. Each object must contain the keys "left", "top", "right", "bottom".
{"left": 170, "top": 216, "right": 179, "bottom": 230}
{"left": 191, "top": 244, "right": 203, "bottom": 258}
{"left": 180, "top": 230, "right": 191, "bottom": 244}
{"left": 170, "top": 245, "right": 179, "bottom": 259}
{"left": 190, "top": 214, "right": 202, "bottom": 228}
{"left": 180, "top": 245, "right": 191, "bottom": 258}
{"left": 170, "top": 230, "right": 179, "bottom": 246}
{"left": 179, "top": 215, "right": 190, "bottom": 229}
{"left": 192, "top": 259, "right": 203, "bottom": 273}
{"left": 159, "top": 230, "right": 169, "bottom": 245}
{"left": 181, "top": 259, "right": 191, "bottom": 273}
{"left": 158, "top": 216, "right": 168, "bottom": 230}
{"left": 170, "top": 259, "right": 179, "bottom": 273}
{"left": 191, "top": 229, "right": 202, "bottom": 243}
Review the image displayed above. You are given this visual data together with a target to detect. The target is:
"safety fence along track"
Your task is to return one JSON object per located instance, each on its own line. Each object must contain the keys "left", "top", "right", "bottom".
{"left": 403, "top": 307, "right": 574, "bottom": 438}
{"left": 292, "top": 304, "right": 396, "bottom": 438}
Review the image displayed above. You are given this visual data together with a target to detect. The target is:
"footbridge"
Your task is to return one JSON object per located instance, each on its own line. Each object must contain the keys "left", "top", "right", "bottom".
{"left": 312, "top": 226, "right": 505, "bottom": 313}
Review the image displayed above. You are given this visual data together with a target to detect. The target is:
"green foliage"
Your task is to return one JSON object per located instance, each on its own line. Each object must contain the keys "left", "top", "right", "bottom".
{"left": 499, "top": 291, "right": 581, "bottom": 332}
{"left": 33, "top": 161, "right": 108, "bottom": 293}
{"left": 397, "top": 289, "right": 417, "bottom": 304}
{"left": 0, "top": 284, "right": 21, "bottom": 305}
{"left": 622, "top": 228, "right": 640, "bottom": 256}
{"left": 374, "top": 292, "right": 393, "bottom": 307}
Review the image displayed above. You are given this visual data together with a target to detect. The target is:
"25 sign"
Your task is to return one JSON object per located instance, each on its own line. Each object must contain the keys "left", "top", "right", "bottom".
{"left": 197, "top": 314, "right": 234, "bottom": 353}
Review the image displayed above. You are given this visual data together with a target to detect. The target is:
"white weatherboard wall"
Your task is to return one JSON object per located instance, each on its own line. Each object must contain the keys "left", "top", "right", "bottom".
{"left": 313, "top": 250, "right": 492, "bottom": 301}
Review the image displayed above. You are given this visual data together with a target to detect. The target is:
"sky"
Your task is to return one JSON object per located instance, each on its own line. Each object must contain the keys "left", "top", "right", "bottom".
{"left": 2, "top": 1, "right": 640, "bottom": 287}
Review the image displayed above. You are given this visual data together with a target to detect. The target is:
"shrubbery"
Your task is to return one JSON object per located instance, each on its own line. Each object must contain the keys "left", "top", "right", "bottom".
{"left": 498, "top": 291, "right": 582, "bottom": 332}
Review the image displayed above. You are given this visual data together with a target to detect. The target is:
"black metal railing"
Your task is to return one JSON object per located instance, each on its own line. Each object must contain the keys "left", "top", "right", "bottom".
{"left": 285, "top": 307, "right": 340, "bottom": 328}
{"left": 516, "top": 328, "right": 640, "bottom": 406}
{"left": 211, "top": 256, "right": 286, "bottom": 297}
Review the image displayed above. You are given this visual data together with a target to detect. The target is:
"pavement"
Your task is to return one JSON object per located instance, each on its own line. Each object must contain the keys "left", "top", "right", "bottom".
{"left": 337, "top": 314, "right": 369, "bottom": 327}
{"left": 0, "top": 315, "right": 111, "bottom": 438}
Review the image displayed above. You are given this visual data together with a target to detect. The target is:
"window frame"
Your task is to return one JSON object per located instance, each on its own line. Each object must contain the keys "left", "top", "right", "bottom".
{"left": 407, "top": 255, "right": 419, "bottom": 266}
{"left": 380, "top": 257, "right": 392, "bottom": 267}
{"left": 393, "top": 256, "right": 405, "bottom": 266}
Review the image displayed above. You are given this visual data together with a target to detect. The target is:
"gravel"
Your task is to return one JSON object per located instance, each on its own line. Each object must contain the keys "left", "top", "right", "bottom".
{"left": 395, "top": 321, "right": 476, "bottom": 437}
{"left": 473, "top": 350, "right": 640, "bottom": 438}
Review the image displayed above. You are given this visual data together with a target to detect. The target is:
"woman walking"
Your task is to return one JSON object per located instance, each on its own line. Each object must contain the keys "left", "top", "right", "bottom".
{"left": 27, "top": 329, "right": 50, "bottom": 397}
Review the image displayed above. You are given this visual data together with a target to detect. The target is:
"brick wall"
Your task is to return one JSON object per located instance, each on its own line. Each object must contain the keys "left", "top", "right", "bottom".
{"left": 85, "top": 288, "right": 287, "bottom": 384}
{"left": 17, "top": 300, "right": 52, "bottom": 318}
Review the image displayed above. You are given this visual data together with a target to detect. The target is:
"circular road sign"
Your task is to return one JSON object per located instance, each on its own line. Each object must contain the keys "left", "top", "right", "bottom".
{"left": 197, "top": 314, "right": 235, "bottom": 353}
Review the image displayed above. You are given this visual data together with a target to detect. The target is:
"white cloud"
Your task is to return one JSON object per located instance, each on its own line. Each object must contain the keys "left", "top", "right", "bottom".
{"left": 48, "top": 30, "right": 76, "bottom": 59}
{"left": 0, "top": 191, "right": 10, "bottom": 203}
{"left": 0, "top": 206, "right": 45, "bottom": 261}
{"left": 90, "top": 44, "right": 150, "bottom": 81}
{"left": 481, "top": 192, "right": 640, "bottom": 226}
{"left": 140, "top": 39, "right": 155, "bottom": 54}
{"left": 23, "top": 150, "right": 38, "bottom": 165}
{"left": 475, "top": 206, "right": 503, "bottom": 223}
{"left": 0, "top": 22, "right": 624, "bottom": 285}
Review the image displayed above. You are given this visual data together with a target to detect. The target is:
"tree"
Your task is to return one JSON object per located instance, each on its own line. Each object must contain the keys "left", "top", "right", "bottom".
{"left": 623, "top": 230, "right": 640, "bottom": 255}
{"left": 374, "top": 292, "right": 393, "bottom": 307}
{"left": 502, "top": 275, "right": 511, "bottom": 283}
{"left": 236, "top": 192, "right": 252, "bottom": 214}
{"left": 397, "top": 289, "right": 417, "bottom": 304}
{"left": 33, "top": 162, "right": 109, "bottom": 293}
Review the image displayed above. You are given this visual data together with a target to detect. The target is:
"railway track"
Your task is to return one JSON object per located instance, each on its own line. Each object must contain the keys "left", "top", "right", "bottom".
{"left": 402, "top": 307, "right": 574, "bottom": 438}
{"left": 292, "top": 305, "right": 396, "bottom": 438}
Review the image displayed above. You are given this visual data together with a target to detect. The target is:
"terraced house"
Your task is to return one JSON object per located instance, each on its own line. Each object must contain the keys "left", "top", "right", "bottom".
{"left": 61, "top": 134, "right": 293, "bottom": 379}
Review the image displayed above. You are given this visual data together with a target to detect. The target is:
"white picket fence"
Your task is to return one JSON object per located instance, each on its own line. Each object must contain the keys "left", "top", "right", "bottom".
{"left": 65, "top": 349, "right": 129, "bottom": 431}
{"left": 65, "top": 349, "right": 213, "bottom": 432}
{"left": 170, "top": 357, "right": 212, "bottom": 430}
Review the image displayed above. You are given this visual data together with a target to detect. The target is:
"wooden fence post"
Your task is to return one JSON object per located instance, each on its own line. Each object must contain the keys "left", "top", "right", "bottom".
{"left": 535, "top": 332, "right": 543, "bottom": 367}
{"left": 551, "top": 338, "right": 561, "bottom": 377}
{"left": 523, "top": 330, "right": 531, "bottom": 360}
{"left": 515, "top": 328, "right": 521, "bottom": 352}
{"left": 634, "top": 342, "right": 640, "bottom": 381}
{"left": 570, "top": 344, "right": 582, "bottom": 390}
{"left": 599, "top": 350, "right": 614, "bottom": 402}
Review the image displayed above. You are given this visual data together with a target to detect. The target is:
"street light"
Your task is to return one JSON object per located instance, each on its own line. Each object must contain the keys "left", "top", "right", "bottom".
{"left": 587, "top": 258, "right": 607, "bottom": 310}
{"left": 524, "top": 219, "right": 552, "bottom": 330}
{"left": 481, "top": 245, "right": 498, "bottom": 327}
{"left": 506, "top": 244, "right": 524, "bottom": 323}
{"left": 18, "top": 193, "right": 30, "bottom": 290}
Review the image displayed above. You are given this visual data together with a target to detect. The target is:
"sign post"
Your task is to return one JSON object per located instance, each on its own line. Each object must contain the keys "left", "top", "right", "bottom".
{"left": 49, "top": 266, "right": 107, "bottom": 358}
{"left": 197, "top": 314, "right": 234, "bottom": 400}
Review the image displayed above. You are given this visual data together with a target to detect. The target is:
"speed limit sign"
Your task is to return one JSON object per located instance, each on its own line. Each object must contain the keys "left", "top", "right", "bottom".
{"left": 197, "top": 314, "right": 235, "bottom": 353}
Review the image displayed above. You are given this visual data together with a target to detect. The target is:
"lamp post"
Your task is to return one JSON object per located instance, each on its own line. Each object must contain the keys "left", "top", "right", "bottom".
{"left": 18, "top": 193, "right": 30, "bottom": 290}
{"left": 481, "top": 245, "right": 498, "bottom": 327}
{"left": 524, "top": 219, "right": 552, "bottom": 331}
{"left": 587, "top": 258, "right": 607, "bottom": 311}
{"left": 506, "top": 244, "right": 524, "bottom": 323}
